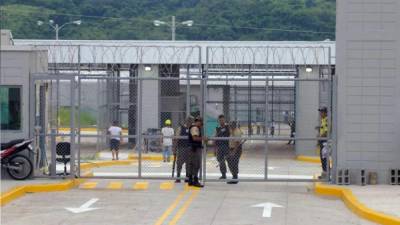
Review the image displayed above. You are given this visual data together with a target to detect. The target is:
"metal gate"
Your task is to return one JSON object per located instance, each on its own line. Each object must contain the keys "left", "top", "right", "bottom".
{"left": 31, "top": 74, "right": 77, "bottom": 178}
{"left": 31, "top": 45, "right": 335, "bottom": 183}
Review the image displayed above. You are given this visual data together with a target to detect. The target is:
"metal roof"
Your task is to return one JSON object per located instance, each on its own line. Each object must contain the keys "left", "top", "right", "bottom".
{"left": 14, "top": 40, "right": 335, "bottom": 65}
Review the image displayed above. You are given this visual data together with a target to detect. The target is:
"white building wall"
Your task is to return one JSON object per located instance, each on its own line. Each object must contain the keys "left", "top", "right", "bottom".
{"left": 0, "top": 48, "right": 48, "bottom": 142}
{"left": 336, "top": 0, "right": 400, "bottom": 184}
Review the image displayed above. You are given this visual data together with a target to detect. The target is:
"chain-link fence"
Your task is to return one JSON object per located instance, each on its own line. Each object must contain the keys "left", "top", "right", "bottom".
{"left": 30, "top": 45, "right": 335, "bottom": 183}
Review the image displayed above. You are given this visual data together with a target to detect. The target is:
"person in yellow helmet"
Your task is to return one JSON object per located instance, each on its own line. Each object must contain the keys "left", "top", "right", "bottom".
{"left": 317, "top": 107, "right": 329, "bottom": 179}
{"left": 161, "top": 119, "right": 174, "bottom": 162}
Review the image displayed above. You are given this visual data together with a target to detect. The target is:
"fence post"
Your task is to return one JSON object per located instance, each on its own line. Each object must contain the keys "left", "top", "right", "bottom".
{"left": 70, "top": 78, "right": 76, "bottom": 178}
{"left": 77, "top": 75, "right": 81, "bottom": 178}
{"left": 137, "top": 78, "right": 143, "bottom": 178}
{"left": 50, "top": 128, "right": 56, "bottom": 177}
{"left": 264, "top": 77, "right": 269, "bottom": 180}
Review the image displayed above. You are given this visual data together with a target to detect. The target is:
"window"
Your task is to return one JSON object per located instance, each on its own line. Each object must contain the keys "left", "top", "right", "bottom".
{"left": 0, "top": 86, "right": 21, "bottom": 130}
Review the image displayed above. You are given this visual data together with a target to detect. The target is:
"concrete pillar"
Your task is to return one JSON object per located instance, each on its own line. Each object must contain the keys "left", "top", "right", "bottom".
{"left": 223, "top": 85, "right": 230, "bottom": 121}
{"left": 295, "top": 66, "right": 320, "bottom": 156}
{"left": 138, "top": 64, "right": 159, "bottom": 133}
{"left": 128, "top": 64, "right": 138, "bottom": 146}
{"left": 336, "top": 0, "right": 400, "bottom": 184}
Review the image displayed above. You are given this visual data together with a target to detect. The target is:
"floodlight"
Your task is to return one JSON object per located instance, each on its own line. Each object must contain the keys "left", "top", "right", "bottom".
{"left": 144, "top": 65, "right": 152, "bottom": 71}
{"left": 73, "top": 20, "right": 82, "bottom": 25}
{"left": 153, "top": 20, "right": 165, "bottom": 26}
{"left": 306, "top": 66, "right": 313, "bottom": 73}
{"left": 181, "top": 20, "right": 193, "bottom": 27}
{"left": 37, "top": 20, "right": 44, "bottom": 26}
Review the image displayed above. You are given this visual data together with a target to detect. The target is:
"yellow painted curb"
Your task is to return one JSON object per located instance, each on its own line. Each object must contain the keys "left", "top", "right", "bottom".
{"left": 0, "top": 159, "right": 133, "bottom": 206}
{"left": 59, "top": 127, "right": 129, "bottom": 133}
{"left": 128, "top": 154, "right": 164, "bottom": 161}
{"left": 0, "top": 172, "right": 92, "bottom": 207}
{"left": 0, "top": 178, "right": 86, "bottom": 206}
{"left": 0, "top": 186, "right": 26, "bottom": 207}
{"left": 296, "top": 155, "right": 321, "bottom": 164}
{"left": 315, "top": 182, "right": 400, "bottom": 225}
{"left": 80, "top": 160, "right": 137, "bottom": 170}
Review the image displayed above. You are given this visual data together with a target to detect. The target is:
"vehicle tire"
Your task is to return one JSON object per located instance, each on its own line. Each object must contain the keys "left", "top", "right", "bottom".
{"left": 7, "top": 155, "right": 33, "bottom": 180}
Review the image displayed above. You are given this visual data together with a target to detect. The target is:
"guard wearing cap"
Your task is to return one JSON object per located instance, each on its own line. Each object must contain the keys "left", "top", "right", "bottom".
{"left": 317, "top": 107, "right": 328, "bottom": 179}
{"left": 187, "top": 117, "right": 205, "bottom": 188}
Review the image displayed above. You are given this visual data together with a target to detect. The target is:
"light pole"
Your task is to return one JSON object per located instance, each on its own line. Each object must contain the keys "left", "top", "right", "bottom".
{"left": 153, "top": 16, "right": 193, "bottom": 41}
{"left": 37, "top": 20, "right": 82, "bottom": 40}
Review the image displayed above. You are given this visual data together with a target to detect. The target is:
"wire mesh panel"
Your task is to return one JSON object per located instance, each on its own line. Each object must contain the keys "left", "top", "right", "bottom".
{"left": 136, "top": 65, "right": 202, "bottom": 179}
{"left": 29, "top": 44, "right": 334, "bottom": 182}
{"left": 31, "top": 76, "right": 76, "bottom": 178}
{"left": 205, "top": 46, "right": 333, "bottom": 182}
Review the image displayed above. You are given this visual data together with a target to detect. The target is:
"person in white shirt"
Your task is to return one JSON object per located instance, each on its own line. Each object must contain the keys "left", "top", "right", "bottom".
{"left": 161, "top": 119, "right": 174, "bottom": 162}
{"left": 107, "top": 121, "right": 122, "bottom": 160}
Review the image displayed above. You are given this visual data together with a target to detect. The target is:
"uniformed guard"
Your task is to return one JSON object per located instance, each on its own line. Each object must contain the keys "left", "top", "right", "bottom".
{"left": 187, "top": 117, "right": 205, "bottom": 188}
{"left": 174, "top": 117, "right": 193, "bottom": 183}
{"left": 317, "top": 107, "right": 328, "bottom": 179}
{"left": 227, "top": 121, "right": 243, "bottom": 184}
{"left": 215, "top": 115, "right": 230, "bottom": 179}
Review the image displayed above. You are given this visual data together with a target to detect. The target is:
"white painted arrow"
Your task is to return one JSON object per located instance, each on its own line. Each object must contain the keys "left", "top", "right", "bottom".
{"left": 251, "top": 202, "right": 283, "bottom": 218}
{"left": 65, "top": 198, "right": 100, "bottom": 214}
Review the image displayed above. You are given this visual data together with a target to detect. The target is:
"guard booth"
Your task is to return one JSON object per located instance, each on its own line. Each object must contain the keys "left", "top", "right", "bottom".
{"left": 0, "top": 30, "right": 48, "bottom": 178}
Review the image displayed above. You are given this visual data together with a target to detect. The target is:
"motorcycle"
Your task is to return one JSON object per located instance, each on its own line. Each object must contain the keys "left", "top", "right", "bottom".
{"left": 1, "top": 139, "right": 34, "bottom": 180}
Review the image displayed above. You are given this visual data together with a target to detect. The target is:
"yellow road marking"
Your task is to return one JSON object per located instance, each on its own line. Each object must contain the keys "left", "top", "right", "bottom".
{"left": 133, "top": 182, "right": 149, "bottom": 190}
{"left": 107, "top": 182, "right": 123, "bottom": 190}
{"left": 160, "top": 182, "right": 174, "bottom": 190}
{"left": 169, "top": 189, "right": 200, "bottom": 225}
{"left": 81, "top": 182, "right": 98, "bottom": 189}
{"left": 154, "top": 189, "right": 188, "bottom": 225}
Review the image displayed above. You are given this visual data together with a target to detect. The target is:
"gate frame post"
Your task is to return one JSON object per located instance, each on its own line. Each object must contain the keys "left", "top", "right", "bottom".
{"left": 202, "top": 47, "right": 209, "bottom": 185}
{"left": 77, "top": 75, "right": 82, "bottom": 178}
{"left": 137, "top": 77, "right": 143, "bottom": 178}
{"left": 69, "top": 77, "right": 76, "bottom": 178}
{"left": 264, "top": 77, "right": 269, "bottom": 180}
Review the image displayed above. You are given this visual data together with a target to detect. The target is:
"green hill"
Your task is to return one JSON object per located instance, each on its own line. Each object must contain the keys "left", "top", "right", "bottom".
{"left": 0, "top": 0, "right": 335, "bottom": 41}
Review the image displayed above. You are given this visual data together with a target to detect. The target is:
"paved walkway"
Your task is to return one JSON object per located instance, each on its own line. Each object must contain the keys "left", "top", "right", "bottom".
{"left": 1, "top": 181, "right": 376, "bottom": 225}
{"left": 1, "top": 140, "right": 398, "bottom": 224}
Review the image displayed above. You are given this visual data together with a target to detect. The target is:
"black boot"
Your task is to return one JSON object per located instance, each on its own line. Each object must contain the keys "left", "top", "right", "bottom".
{"left": 188, "top": 176, "right": 193, "bottom": 186}
{"left": 192, "top": 176, "right": 204, "bottom": 188}
{"left": 219, "top": 174, "right": 226, "bottom": 180}
{"left": 175, "top": 176, "right": 181, "bottom": 183}
{"left": 227, "top": 175, "right": 238, "bottom": 184}
{"left": 184, "top": 175, "right": 190, "bottom": 183}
